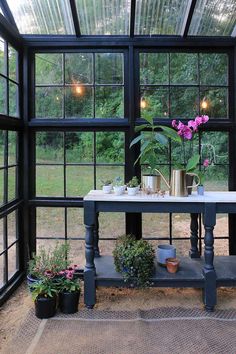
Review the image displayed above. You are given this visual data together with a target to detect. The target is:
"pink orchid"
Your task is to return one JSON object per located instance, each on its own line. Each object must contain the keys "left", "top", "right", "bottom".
{"left": 203, "top": 159, "right": 210, "bottom": 167}
{"left": 171, "top": 119, "right": 177, "bottom": 128}
{"left": 177, "top": 121, "right": 185, "bottom": 131}
{"left": 188, "top": 120, "right": 198, "bottom": 132}
{"left": 202, "top": 115, "right": 209, "bottom": 123}
{"left": 194, "top": 116, "right": 203, "bottom": 126}
{"left": 178, "top": 125, "right": 192, "bottom": 140}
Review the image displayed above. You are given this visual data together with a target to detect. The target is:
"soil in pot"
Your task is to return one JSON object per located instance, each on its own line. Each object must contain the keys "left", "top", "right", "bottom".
{"left": 59, "top": 291, "right": 80, "bottom": 314}
{"left": 35, "top": 295, "right": 57, "bottom": 319}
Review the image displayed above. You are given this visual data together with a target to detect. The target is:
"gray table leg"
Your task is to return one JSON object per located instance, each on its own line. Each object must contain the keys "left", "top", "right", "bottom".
{"left": 203, "top": 203, "right": 216, "bottom": 312}
{"left": 189, "top": 213, "right": 200, "bottom": 258}
{"left": 84, "top": 201, "right": 96, "bottom": 309}
{"left": 94, "top": 213, "right": 100, "bottom": 257}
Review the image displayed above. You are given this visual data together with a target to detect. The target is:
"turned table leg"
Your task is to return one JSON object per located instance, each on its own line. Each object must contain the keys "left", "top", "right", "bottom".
{"left": 189, "top": 213, "right": 200, "bottom": 258}
{"left": 94, "top": 213, "right": 100, "bottom": 257}
{"left": 203, "top": 203, "right": 216, "bottom": 312}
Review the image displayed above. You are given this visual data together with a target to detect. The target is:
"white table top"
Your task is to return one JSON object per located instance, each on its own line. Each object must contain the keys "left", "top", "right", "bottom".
{"left": 84, "top": 190, "right": 236, "bottom": 203}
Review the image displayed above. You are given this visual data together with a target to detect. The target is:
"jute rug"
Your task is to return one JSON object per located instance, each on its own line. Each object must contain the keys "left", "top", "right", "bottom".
{"left": 4, "top": 307, "right": 236, "bottom": 354}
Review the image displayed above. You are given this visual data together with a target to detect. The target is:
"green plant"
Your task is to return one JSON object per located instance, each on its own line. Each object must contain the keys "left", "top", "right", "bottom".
{"left": 100, "top": 178, "right": 113, "bottom": 186}
{"left": 127, "top": 176, "right": 139, "bottom": 188}
{"left": 113, "top": 234, "right": 155, "bottom": 287}
{"left": 28, "top": 242, "right": 70, "bottom": 279}
{"left": 130, "top": 113, "right": 181, "bottom": 174}
{"left": 30, "top": 277, "right": 58, "bottom": 301}
{"left": 114, "top": 176, "right": 123, "bottom": 186}
{"left": 57, "top": 269, "right": 81, "bottom": 293}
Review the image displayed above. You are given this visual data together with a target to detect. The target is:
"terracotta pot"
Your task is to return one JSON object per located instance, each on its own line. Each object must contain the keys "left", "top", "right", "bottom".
{"left": 166, "top": 258, "right": 180, "bottom": 273}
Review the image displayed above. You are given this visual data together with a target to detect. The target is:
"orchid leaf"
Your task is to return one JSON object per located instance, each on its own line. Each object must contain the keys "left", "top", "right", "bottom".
{"left": 186, "top": 154, "right": 200, "bottom": 172}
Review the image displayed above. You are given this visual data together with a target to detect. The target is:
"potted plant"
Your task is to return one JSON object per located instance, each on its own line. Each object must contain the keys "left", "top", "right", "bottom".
{"left": 27, "top": 242, "right": 70, "bottom": 287}
{"left": 130, "top": 113, "right": 180, "bottom": 192}
{"left": 101, "top": 179, "right": 113, "bottom": 194}
{"left": 113, "top": 234, "right": 155, "bottom": 287}
{"left": 30, "top": 276, "right": 58, "bottom": 319}
{"left": 113, "top": 176, "right": 125, "bottom": 195}
{"left": 58, "top": 267, "right": 81, "bottom": 314}
{"left": 126, "top": 176, "right": 139, "bottom": 195}
{"left": 197, "top": 158, "right": 210, "bottom": 195}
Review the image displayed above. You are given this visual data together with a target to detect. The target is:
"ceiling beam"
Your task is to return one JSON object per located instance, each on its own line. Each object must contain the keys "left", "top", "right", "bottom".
{"left": 180, "top": 0, "right": 197, "bottom": 37}
{"left": 130, "top": 0, "right": 136, "bottom": 37}
{"left": 0, "top": 0, "right": 19, "bottom": 34}
{"left": 0, "top": 13, "right": 23, "bottom": 47}
{"left": 69, "top": 0, "right": 81, "bottom": 37}
{"left": 231, "top": 24, "right": 236, "bottom": 37}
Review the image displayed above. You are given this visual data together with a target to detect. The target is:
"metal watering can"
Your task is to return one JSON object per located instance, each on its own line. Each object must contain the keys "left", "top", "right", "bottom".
{"left": 155, "top": 169, "right": 200, "bottom": 197}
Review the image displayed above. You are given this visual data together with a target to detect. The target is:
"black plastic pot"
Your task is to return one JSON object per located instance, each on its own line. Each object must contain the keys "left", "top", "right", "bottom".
{"left": 35, "top": 296, "right": 57, "bottom": 319}
{"left": 59, "top": 291, "right": 80, "bottom": 314}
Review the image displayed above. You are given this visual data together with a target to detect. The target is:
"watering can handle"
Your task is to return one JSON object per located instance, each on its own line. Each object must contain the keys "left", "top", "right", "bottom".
{"left": 154, "top": 169, "right": 170, "bottom": 189}
{"left": 186, "top": 172, "right": 200, "bottom": 189}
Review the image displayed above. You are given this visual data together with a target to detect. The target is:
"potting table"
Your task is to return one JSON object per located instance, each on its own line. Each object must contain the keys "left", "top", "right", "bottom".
{"left": 83, "top": 190, "right": 236, "bottom": 310}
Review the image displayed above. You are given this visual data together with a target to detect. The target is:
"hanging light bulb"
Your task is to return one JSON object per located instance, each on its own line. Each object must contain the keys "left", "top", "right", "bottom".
{"left": 201, "top": 97, "right": 208, "bottom": 110}
{"left": 75, "top": 85, "right": 83, "bottom": 95}
{"left": 140, "top": 96, "right": 147, "bottom": 109}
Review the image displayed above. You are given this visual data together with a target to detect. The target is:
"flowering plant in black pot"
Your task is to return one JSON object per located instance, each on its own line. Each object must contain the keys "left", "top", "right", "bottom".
{"left": 58, "top": 267, "right": 81, "bottom": 314}
{"left": 30, "top": 276, "right": 58, "bottom": 319}
{"left": 113, "top": 234, "right": 155, "bottom": 288}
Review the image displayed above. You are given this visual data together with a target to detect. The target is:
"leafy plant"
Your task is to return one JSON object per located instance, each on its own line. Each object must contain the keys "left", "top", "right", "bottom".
{"left": 114, "top": 176, "right": 123, "bottom": 186}
{"left": 28, "top": 242, "right": 70, "bottom": 279}
{"left": 30, "top": 277, "right": 58, "bottom": 301}
{"left": 130, "top": 113, "right": 181, "bottom": 174}
{"left": 100, "top": 179, "right": 113, "bottom": 186}
{"left": 127, "top": 176, "right": 139, "bottom": 188}
{"left": 113, "top": 234, "right": 155, "bottom": 288}
{"left": 57, "top": 269, "right": 81, "bottom": 293}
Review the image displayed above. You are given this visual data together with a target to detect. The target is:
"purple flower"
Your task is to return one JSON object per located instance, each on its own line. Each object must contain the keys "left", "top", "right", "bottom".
{"left": 171, "top": 119, "right": 177, "bottom": 128}
{"left": 188, "top": 120, "right": 198, "bottom": 132}
{"left": 203, "top": 159, "right": 209, "bottom": 167}
{"left": 177, "top": 125, "right": 192, "bottom": 140}
{"left": 202, "top": 115, "right": 209, "bottom": 123}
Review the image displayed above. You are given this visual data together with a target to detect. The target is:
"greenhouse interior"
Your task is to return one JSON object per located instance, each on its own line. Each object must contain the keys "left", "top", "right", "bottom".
{"left": 0, "top": 0, "right": 236, "bottom": 352}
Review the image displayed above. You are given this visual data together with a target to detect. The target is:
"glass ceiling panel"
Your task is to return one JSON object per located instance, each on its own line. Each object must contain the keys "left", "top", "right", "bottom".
{"left": 6, "top": 0, "right": 75, "bottom": 35}
{"left": 189, "top": 0, "right": 236, "bottom": 36}
{"left": 135, "top": 0, "right": 190, "bottom": 35}
{"left": 75, "top": 0, "right": 131, "bottom": 35}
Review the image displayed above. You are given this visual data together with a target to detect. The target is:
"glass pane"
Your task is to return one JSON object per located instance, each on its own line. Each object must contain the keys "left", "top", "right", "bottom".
{"left": 99, "top": 213, "right": 125, "bottom": 238}
{"left": 0, "top": 218, "right": 4, "bottom": 253}
{"left": 0, "top": 130, "right": 5, "bottom": 167}
{"left": 8, "top": 131, "right": 17, "bottom": 165}
{"left": 189, "top": 0, "right": 236, "bottom": 36}
{"left": 0, "top": 170, "right": 4, "bottom": 205}
{"left": 214, "top": 237, "right": 228, "bottom": 256}
{"left": 135, "top": 0, "right": 190, "bottom": 35}
{"left": 65, "top": 132, "right": 93, "bottom": 163}
{"left": 66, "top": 166, "right": 94, "bottom": 197}
{"left": 214, "top": 214, "right": 228, "bottom": 238}
{"left": 9, "top": 82, "right": 19, "bottom": 117}
{"left": 8, "top": 211, "right": 17, "bottom": 246}
{"left": 170, "top": 53, "right": 198, "bottom": 85}
{"left": 204, "top": 165, "right": 228, "bottom": 191}
{"left": 201, "top": 132, "right": 228, "bottom": 165}
{"left": 172, "top": 214, "right": 191, "bottom": 238}
{"left": 96, "top": 132, "right": 125, "bottom": 163}
{"left": 65, "top": 86, "right": 93, "bottom": 118}
{"left": 0, "top": 254, "right": 6, "bottom": 288}
{"left": 8, "top": 45, "right": 17, "bottom": 82}
{"left": 67, "top": 239, "right": 85, "bottom": 266}
{"left": 36, "top": 207, "right": 65, "bottom": 238}
{"left": 200, "top": 88, "right": 228, "bottom": 118}
{"left": 75, "top": 0, "right": 130, "bottom": 35}
{"left": 36, "top": 166, "right": 64, "bottom": 197}
{"left": 95, "top": 53, "right": 123, "bottom": 84}
{"left": 8, "top": 167, "right": 17, "bottom": 201}
{"left": 7, "top": 0, "right": 75, "bottom": 35}
{"left": 200, "top": 53, "right": 228, "bottom": 86}
{"left": 0, "top": 37, "right": 5, "bottom": 75}
{"left": 170, "top": 87, "right": 198, "bottom": 118}
{"left": 36, "top": 132, "right": 64, "bottom": 164}
{"left": 36, "top": 54, "right": 63, "bottom": 85}
{"left": 8, "top": 243, "right": 18, "bottom": 279}
{"left": 140, "top": 87, "right": 169, "bottom": 118}
{"left": 140, "top": 53, "right": 169, "bottom": 85}
{"left": 95, "top": 87, "right": 124, "bottom": 118}
{"left": 142, "top": 213, "right": 170, "bottom": 238}
{"left": 96, "top": 166, "right": 124, "bottom": 188}
{"left": 65, "top": 53, "right": 93, "bottom": 84}
{"left": 0, "top": 76, "right": 7, "bottom": 115}
{"left": 35, "top": 87, "right": 63, "bottom": 119}
{"left": 67, "top": 208, "right": 84, "bottom": 238}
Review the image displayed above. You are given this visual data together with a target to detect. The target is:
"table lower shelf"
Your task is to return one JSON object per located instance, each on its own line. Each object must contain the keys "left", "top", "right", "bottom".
{"left": 94, "top": 255, "right": 236, "bottom": 288}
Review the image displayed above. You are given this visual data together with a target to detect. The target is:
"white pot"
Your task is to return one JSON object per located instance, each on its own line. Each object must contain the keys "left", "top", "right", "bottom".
{"left": 121, "top": 185, "right": 126, "bottom": 194}
{"left": 113, "top": 186, "right": 123, "bottom": 195}
{"left": 127, "top": 187, "right": 137, "bottom": 196}
{"left": 102, "top": 185, "right": 112, "bottom": 194}
{"left": 135, "top": 185, "right": 140, "bottom": 193}
{"left": 156, "top": 244, "right": 176, "bottom": 266}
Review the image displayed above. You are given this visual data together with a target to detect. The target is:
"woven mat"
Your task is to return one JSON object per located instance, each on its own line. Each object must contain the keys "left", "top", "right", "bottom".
{"left": 5, "top": 307, "right": 236, "bottom": 354}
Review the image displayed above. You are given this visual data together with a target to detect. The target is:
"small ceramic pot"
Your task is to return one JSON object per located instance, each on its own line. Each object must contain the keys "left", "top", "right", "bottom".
{"left": 156, "top": 244, "right": 176, "bottom": 266}
{"left": 102, "top": 185, "right": 112, "bottom": 194}
{"left": 113, "top": 186, "right": 123, "bottom": 195}
{"left": 197, "top": 185, "right": 205, "bottom": 196}
{"left": 121, "top": 185, "right": 126, "bottom": 194}
{"left": 127, "top": 187, "right": 137, "bottom": 196}
{"left": 166, "top": 258, "right": 180, "bottom": 274}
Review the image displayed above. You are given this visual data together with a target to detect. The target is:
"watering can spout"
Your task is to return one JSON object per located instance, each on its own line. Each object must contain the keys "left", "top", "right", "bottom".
{"left": 155, "top": 169, "right": 170, "bottom": 189}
